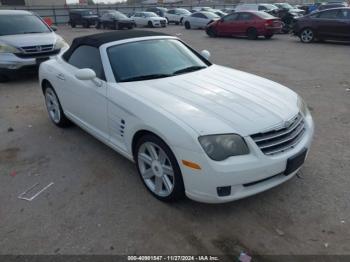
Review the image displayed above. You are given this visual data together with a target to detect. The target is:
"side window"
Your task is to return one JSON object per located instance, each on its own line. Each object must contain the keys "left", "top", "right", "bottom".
{"left": 197, "top": 13, "right": 206, "bottom": 19}
{"left": 259, "top": 6, "right": 267, "bottom": 11}
{"left": 222, "top": 13, "right": 238, "bottom": 22}
{"left": 68, "top": 45, "right": 105, "bottom": 80}
{"left": 318, "top": 10, "right": 338, "bottom": 19}
{"left": 337, "top": 9, "right": 350, "bottom": 20}
{"left": 238, "top": 13, "right": 253, "bottom": 21}
{"left": 191, "top": 13, "right": 201, "bottom": 18}
{"left": 168, "top": 10, "right": 175, "bottom": 14}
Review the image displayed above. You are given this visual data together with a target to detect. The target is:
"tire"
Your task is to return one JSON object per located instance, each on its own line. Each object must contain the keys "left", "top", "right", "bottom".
{"left": 83, "top": 20, "right": 89, "bottom": 28}
{"left": 70, "top": 22, "right": 76, "bottom": 28}
{"left": 96, "top": 22, "right": 101, "bottom": 29}
{"left": 128, "top": 25, "right": 133, "bottom": 29}
{"left": 148, "top": 21, "right": 153, "bottom": 28}
{"left": 180, "top": 17, "right": 183, "bottom": 25}
{"left": 43, "top": 83, "right": 71, "bottom": 128}
{"left": 300, "top": 28, "right": 315, "bottom": 43}
{"left": 265, "top": 34, "right": 273, "bottom": 39}
{"left": 135, "top": 134, "right": 185, "bottom": 202}
{"left": 175, "top": 21, "right": 179, "bottom": 25}
{"left": 247, "top": 27, "right": 258, "bottom": 40}
{"left": 206, "top": 27, "right": 217, "bottom": 37}
{"left": 184, "top": 21, "right": 191, "bottom": 29}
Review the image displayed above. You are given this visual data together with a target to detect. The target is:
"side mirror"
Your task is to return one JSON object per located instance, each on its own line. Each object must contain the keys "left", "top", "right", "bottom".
{"left": 75, "top": 68, "right": 96, "bottom": 81}
{"left": 200, "top": 50, "right": 211, "bottom": 60}
{"left": 51, "top": 25, "right": 58, "bottom": 31}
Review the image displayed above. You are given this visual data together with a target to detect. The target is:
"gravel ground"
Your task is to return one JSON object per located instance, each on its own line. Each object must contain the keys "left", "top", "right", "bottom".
{"left": 0, "top": 25, "right": 349, "bottom": 257}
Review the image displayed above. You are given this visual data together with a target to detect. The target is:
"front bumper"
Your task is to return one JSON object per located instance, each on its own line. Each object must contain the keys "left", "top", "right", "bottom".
{"left": 173, "top": 114, "right": 314, "bottom": 204}
{"left": 152, "top": 20, "right": 166, "bottom": 27}
{"left": 0, "top": 45, "right": 68, "bottom": 74}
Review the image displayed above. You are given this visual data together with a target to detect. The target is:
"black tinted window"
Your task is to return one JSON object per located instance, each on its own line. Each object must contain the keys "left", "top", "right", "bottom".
{"left": 192, "top": 13, "right": 205, "bottom": 18}
{"left": 222, "top": 13, "right": 238, "bottom": 21}
{"left": 318, "top": 9, "right": 339, "bottom": 19}
{"left": 337, "top": 9, "right": 350, "bottom": 19}
{"left": 238, "top": 13, "right": 253, "bottom": 20}
{"left": 68, "top": 45, "right": 104, "bottom": 80}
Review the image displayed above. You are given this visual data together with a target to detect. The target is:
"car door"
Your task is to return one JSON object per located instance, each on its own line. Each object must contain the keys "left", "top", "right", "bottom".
{"left": 197, "top": 13, "right": 209, "bottom": 28}
{"left": 314, "top": 9, "right": 340, "bottom": 38}
{"left": 215, "top": 13, "right": 239, "bottom": 36}
{"left": 132, "top": 13, "right": 141, "bottom": 26}
{"left": 336, "top": 9, "right": 350, "bottom": 39}
{"left": 167, "top": 10, "right": 175, "bottom": 22}
{"left": 55, "top": 45, "right": 109, "bottom": 140}
{"left": 236, "top": 12, "right": 255, "bottom": 35}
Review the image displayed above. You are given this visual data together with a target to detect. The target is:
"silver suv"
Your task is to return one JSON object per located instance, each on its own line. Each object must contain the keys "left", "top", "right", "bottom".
{"left": 0, "top": 10, "right": 68, "bottom": 82}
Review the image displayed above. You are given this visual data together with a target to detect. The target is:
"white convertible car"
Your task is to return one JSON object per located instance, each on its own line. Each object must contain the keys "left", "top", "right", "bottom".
{"left": 39, "top": 31, "right": 314, "bottom": 203}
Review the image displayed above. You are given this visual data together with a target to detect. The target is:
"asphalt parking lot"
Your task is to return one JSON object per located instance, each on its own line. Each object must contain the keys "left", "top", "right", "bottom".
{"left": 1, "top": 25, "right": 350, "bottom": 257}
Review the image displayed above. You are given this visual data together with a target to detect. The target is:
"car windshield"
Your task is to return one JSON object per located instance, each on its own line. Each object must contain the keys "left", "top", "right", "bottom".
{"left": 203, "top": 12, "right": 220, "bottom": 19}
{"left": 0, "top": 14, "right": 51, "bottom": 36}
{"left": 261, "top": 4, "right": 278, "bottom": 10}
{"left": 107, "top": 39, "right": 208, "bottom": 82}
{"left": 111, "top": 11, "right": 128, "bottom": 19}
{"left": 278, "top": 3, "right": 293, "bottom": 9}
{"left": 255, "top": 11, "right": 276, "bottom": 19}
{"left": 177, "top": 9, "right": 191, "bottom": 14}
{"left": 144, "top": 12, "right": 158, "bottom": 17}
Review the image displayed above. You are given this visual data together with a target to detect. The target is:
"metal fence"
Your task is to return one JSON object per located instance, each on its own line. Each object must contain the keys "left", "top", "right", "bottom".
{"left": 0, "top": 1, "right": 313, "bottom": 25}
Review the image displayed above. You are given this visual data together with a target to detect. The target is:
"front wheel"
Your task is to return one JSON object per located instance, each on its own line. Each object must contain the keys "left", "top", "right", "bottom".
{"left": 300, "top": 28, "right": 315, "bottom": 43}
{"left": 184, "top": 21, "right": 191, "bottom": 29}
{"left": 135, "top": 135, "right": 185, "bottom": 202}
{"left": 148, "top": 21, "right": 153, "bottom": 28}
{"left": 44, "top": 85, "right": 71, "bottom": 127}
{"left": 206, "top": 27, "right": 217, "bottom": 37}
{"left": 265, "top": 34, "right": 273, "bottom": 39}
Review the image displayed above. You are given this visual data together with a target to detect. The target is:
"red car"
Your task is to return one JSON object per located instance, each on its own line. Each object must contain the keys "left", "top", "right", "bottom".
{"left": 206, "top": 11, "right": 282, "bottom": 39}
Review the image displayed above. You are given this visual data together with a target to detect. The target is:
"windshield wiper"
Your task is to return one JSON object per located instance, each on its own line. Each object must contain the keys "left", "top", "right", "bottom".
{"left": 173, "top": 66, "right": 206, "bottom": 75}
{"left": 120, "top": 73, "right": 174, "bottom": 82}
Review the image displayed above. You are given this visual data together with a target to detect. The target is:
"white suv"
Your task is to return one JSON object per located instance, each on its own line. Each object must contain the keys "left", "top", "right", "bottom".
{"left": 0, "top": 10, "right": 68, "bottom": 82}
{"left": 165, "top": 8, "right": 191, "bottom": 25}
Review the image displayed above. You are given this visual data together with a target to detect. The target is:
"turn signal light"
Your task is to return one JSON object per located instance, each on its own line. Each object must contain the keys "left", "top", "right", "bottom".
{"left": 182, "top": 160, "right": 201, "bottom": 170}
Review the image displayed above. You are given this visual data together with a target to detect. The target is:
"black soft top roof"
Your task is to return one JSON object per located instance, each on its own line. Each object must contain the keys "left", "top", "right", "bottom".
{"left": 62, "top": 30, "right": 170, "bottom": 61}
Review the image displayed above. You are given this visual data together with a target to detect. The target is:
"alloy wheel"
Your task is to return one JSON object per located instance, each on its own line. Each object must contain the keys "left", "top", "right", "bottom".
{"left": 45, "top": 88, "right": 61, "bottom": 124}
{"left": 137, "top": 142, "right": 175, "bottom": 197}
{"left": 301, "top": 29, "right": 314, "bottom": 43}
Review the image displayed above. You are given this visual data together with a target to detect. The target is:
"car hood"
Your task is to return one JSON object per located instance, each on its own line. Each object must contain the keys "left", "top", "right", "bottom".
{"left": 150, "top": 17, "right": 166, "bottom": 21}
{"left": 0, "top": 32, "right": 58, "bottom": 48}
{"left": 121, "top": 65, "right": 299, "bottom": 136}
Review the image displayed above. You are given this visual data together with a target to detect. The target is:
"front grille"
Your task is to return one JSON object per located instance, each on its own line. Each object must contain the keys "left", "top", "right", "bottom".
{"left": 251, "top": 113, "right": 305, "bottom": 155}
{"left": 15, "top": 49, "right": 60, "bottom": 59}
{"left": 21, "top": 44, "right": 54, "bottom": 54}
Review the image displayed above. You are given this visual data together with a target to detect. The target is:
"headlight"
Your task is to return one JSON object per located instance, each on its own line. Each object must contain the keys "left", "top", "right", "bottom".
{"left": 54, "top": 37, "right": 68, "bottom": 50}
{"left": 198, "top": 134, "right": 249, "bottom": 161}
{"left": 0, "top": 43, "right": 20, "bottom": 53}
{"left": 297, "top": 96, "right": 310, "bottom": 117}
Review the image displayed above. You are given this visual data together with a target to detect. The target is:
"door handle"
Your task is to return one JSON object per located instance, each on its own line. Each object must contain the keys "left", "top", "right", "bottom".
{"left": 56, "top": 73, "right": 65, "bottom": 81}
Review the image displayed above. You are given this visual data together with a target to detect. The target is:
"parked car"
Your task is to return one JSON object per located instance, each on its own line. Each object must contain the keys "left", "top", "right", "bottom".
{"left": 212, "top": 10, "right": 228, "bottom": 17}
{"left": 69, "top": 9, "right": 99, "bottom": 28}
{"left": 191, "top": 7, "right": 216, "bottom": 13}
{"left": 39, "top": 30, "right": 314, "bottom": 203}
{"left": 96, "top": 10, "right": 135, "bottom": 30}
{"left": 131, "top": 12, "right": 167, "bottom": 27}
{"left": 274, "top": 3, "right": 305, "bottom": 15}
{"left": 235, "top": 3, "right": 279, "bottom": 15}
{"left": 0, "top": 10, "right": 68, "bottom": 82}
{"left": 165, "top": 8, "right": 191, "bottom": 25}
{"left": 221, "top": 8, "right": 235, "bottom": 13}
{"left": 145, "top": 7, "right": 168, "bottom": 17}
{"left": 293, "top": 7, "right": 350, "bottom": 43}
{"left": 183, "top": 11, "right": 220, "bottom": 29}
{"left": 206, "top": 11, "right": 282, "bottom": 39}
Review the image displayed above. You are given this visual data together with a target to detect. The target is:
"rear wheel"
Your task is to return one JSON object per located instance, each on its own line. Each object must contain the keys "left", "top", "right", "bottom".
{"left": 135, "top": 134, "right": 185, "bottom": 202}
{"left": 148, "top": 21, "right": 153, "bottom": 28}
{"left": 247, "top": 27, "right": 258, "bottom": 40}
{"left": 184, "top": 21, "right": 191, "bottom": 29}
{"left": 265, "top": 34, "right": 273, "bottom": 39}
{"left": 300, "top": 28, "right": 315, "bottom": 43}
{"left": 44, "top": 84, "right": 71, "bottom": 127}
